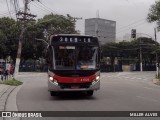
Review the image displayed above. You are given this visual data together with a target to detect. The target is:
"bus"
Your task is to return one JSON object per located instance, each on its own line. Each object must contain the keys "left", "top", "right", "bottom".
{"left": 47, "top": 34, "right": 101, "bottom": 96}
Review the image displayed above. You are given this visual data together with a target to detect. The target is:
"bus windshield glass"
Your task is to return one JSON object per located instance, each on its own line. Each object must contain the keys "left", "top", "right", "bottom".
{"left": 54, "top": 46, "right": 99, "bottom": 70}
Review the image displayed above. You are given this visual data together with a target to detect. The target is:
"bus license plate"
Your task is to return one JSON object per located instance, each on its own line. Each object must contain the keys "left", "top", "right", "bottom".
{"left": 71, "top": 85, "right": 80, "bottom": 89}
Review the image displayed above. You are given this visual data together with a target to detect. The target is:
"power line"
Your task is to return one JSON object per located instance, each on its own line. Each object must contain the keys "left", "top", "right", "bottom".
{"left": 0, "top": 8, "right": 23, "bottom": 17}
{"left": 37, "top": 1, "right": 58, "bottom": 14}
{"left": 0, "top": 10, "right": 16, "bottom": 16}
{"left": 5, "top": 0, "right": 12, "bottom": 18}
{"left": 116, "top": 20, "right": 146, "bottom": 34}
{"left": 118, "top": 18, "right": 146, "bottom": 31}
{"left": 31, "top": 1, "right": 52, "bottom": 13}
{"left": 10, "top": 0, "right": 21, "bottom": 20}
{"left": 12, "top": 0, "right": 20, "bottom": 12}
{"left": 33, "top": 1, "right": 57, "bottom": 14}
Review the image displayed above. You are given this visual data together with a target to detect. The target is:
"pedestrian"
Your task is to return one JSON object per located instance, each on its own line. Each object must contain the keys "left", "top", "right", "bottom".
{"left": 9, "top": 65, "right": 14, "bottom": 78}
{"left": 4, "top": 69, "right": 8, "bottom": 80}
{"left": 1, "top": 69, "right": 5, "bottom": 81}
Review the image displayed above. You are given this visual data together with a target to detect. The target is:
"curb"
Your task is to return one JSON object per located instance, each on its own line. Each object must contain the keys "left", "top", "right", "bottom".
{"left": 152, "top": 79, "right": 160, "bottom": 85}
{"left": 4, "top": 85, "right": 22, "bottom": 120}
{"left": 0, "top": 85, "right": 16, "bottom": 120}
{"left": 0, "top": 85, "right": 16, "bottom": 111}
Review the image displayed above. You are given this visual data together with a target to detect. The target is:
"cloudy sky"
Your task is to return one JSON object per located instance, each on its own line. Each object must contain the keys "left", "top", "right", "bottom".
{"left": 0, "top": 0, "right": 159, "bottom": 41}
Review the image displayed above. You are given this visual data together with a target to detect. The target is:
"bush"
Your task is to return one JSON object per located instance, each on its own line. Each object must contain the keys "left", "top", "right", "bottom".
{"left": 0, "top": 79, "right": 23, "bottom": 86}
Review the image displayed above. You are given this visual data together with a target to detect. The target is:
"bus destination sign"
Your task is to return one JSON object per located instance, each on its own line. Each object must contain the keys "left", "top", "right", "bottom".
{"left": 51, "top": 36, "right": 99, "bottom": 44}
{"left": 59, "top": 37, "right": 92, "bottom": 43}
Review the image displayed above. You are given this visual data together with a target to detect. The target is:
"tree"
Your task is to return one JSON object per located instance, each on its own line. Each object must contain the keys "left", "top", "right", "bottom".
{"left": 0, "top": 14, "right": 78, "bottom": 66}
{"left": 0, "top": 31, "right": 7, "bottom": 58}
{"left": 0, "top": 17, "right": 18, "bottom": 61}
{"left": 36, "top": 14, "right": 77, "bottom": 36}
{"left": 101, "top": 37, "right": 159, "bottom": 67}
{"left": 21, "top": 13, "right": 78, "bottom": 62}
{"left": 135, "top": 37, "right": 158, "bottom": 65}
{"left": 147, "top": 0, "right": 160, "bottom": 28}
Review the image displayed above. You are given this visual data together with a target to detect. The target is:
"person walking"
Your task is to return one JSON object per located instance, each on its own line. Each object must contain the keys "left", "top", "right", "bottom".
{"left": 1, "top": 69, "right": 4, "bottom": 80}
{"left": 9, "top": 65, "right": 14, "bottom": 78}
{"left": 4, "top": 69, "right": 8, "bottom": 80}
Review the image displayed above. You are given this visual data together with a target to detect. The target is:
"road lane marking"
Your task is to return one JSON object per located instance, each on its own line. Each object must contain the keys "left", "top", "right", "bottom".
{"left": 136, "top": 96, "right": 158, "bottom": 102}
{"left": 101, "top": 75, "right": 105, "bottom": 78}
{"left": 143, "top": 87, "right": 157, "bottom": 90}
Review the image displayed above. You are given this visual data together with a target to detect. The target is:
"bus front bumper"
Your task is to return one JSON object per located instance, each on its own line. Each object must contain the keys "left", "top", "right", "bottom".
{"left": 48, "top": 80, "right": 100, "bottom": 92}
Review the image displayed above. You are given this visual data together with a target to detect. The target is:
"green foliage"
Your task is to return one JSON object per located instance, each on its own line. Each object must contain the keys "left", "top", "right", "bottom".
{"left": 147, "top": 0, "right": 160, "bottom": 29}
{"left": 21, "top": 13, "right": 77, "bottom": 62}
{"left": 0, "top": 31, "right": 7, "bottom": 57}
{"left": 0, "top": 17, "right": 18, "bottom": 60}
{"left": 0, "top": 79, "right": 23, "bottom": 86}
{"left": 147, "top": 0, "right": 160, "bottom": 22}
{"left": 101, "top": 42, "right": 120, "bottom": 57}
{"left": 36, "top": 14, "right": 77, "bottom": 35}
{"left": 102, "top": 37, "right": 159, "bottom": 64}
{"left": 0, "top": 13, "right": 77, "bottom": 63}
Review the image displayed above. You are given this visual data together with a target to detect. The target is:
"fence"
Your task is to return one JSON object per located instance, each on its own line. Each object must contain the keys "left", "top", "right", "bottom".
{"left": 100, "top": 64, "right": 123, "bottom": 72}
{"left": 19, "top": 64, "right": 48, "bottom": 72}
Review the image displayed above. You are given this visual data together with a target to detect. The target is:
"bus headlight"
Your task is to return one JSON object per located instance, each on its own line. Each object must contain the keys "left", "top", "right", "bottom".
{"left": 49, "top": 77, "right": 58, "bottom": 84}
{"left": 92, "top": 76, "right": 100, "bottom": 85}
{"left": 49, "top": 76, "right": 54, "bottom": 81}
{"left": 96, "top": 76, "right": 100, "bottom": 81}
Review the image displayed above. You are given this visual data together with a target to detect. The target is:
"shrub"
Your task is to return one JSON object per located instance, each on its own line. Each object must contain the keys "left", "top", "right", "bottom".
{"left": 0, "top": 79, "right": 23, "bottom": 86}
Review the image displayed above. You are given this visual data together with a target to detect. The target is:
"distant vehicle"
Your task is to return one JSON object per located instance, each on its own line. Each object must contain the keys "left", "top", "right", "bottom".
{"left": 47, "top": 34, "right": 101, "bottom": 96}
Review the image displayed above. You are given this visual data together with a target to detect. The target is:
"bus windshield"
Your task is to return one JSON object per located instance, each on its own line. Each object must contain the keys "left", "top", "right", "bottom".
{"left": 54, "top": 46, "right": 99, "bottom": 70}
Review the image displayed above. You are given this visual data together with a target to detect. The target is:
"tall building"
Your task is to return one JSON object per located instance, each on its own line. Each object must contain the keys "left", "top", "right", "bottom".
{"left": 85, "top": 18, "right": 116, "bottom": 44}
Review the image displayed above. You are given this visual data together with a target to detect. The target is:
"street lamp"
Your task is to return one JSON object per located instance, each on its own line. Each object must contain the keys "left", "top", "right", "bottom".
{"left": 35, "top": 38, "right": 49, "bottom": 46}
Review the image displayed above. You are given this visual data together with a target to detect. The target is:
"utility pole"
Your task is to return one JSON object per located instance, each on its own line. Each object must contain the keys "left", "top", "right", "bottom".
{"left": 14, "top": 0, "right": 37, "bottom": 79}
{"left": 72, "top": 17, "right": 82, "bottom": 23}
{"left": 131, "top": 29, "right": 143, "bottom": 72}
{"left": 155, "top": 28, "right": 159, "bottom": 78}
{"left": 140, "top": 40, "right": 143, "bottom": 72}
{"left": 72, "top": 17, "right": 82, "bottom": 33}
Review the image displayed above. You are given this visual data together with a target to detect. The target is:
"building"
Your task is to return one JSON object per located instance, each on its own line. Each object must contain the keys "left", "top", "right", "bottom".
{"left": 85, "top": 18, "right": 116, "bottom": 44}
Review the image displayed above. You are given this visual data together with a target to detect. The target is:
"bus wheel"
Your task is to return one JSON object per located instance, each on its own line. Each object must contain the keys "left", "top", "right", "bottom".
{"left": 87, "top": 91, "right": 94, "bottom": 96}
{"left": 50, "top": 91, "right": 57, "bottom": 96}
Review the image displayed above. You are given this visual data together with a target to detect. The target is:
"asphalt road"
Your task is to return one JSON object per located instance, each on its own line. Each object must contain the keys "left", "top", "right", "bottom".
{"left": 16, "top": 71, "right": 160, "bottom": 120}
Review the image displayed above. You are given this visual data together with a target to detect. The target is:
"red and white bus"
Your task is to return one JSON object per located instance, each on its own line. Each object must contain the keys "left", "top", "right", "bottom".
{"left": 47, "top": 34, "right": 101, "bottom": 96}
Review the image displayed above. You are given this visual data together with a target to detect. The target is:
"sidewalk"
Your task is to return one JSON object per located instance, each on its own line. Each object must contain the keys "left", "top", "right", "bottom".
{"left": 0, "top": 82, "right": 16, "bottom": 120}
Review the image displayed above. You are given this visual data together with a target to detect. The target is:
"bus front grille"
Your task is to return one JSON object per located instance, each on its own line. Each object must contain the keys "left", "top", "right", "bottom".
{"left": 59, "top": 83, "right": 91, "bottom": 89}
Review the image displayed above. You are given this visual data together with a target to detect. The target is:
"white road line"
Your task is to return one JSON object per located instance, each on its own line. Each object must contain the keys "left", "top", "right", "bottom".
{"left": 106, "top": 76, "right": 112, "bottom": 77}
{"left": 143, "top": 87, "right": 156, "bottom": 90}
{"left": 101, "top": 76, "right": 105, "bottom": 78}
{"left": 136, "top": 96, "right": 158, "bottom": 102}
{"left": 123, "top": 76, "right": 129, "bottom": 78}
{"left": 131, "top": 77, "right": 136, "bottom": 80}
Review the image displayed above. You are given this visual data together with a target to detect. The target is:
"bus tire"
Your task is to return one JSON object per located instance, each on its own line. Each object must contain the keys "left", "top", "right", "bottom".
{"left": 87, "top": 90, "right": 94, "bottom": 96}
{"left": 50, "top": 91, "right": 57, "bottom": 96}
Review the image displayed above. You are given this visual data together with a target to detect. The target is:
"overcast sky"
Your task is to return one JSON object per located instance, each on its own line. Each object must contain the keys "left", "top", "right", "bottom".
{"left": 0, "top": 0, "right": 159, "bottom": 41}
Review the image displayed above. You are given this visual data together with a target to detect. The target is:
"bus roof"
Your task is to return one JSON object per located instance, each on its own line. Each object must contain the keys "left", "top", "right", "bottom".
{"left": 50, "top": 34, "right": 97, "bottom": 38}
